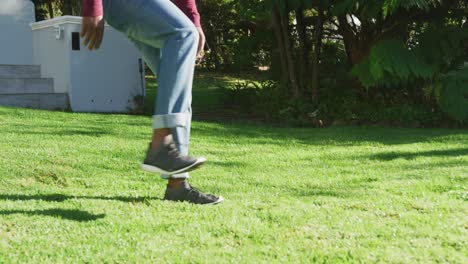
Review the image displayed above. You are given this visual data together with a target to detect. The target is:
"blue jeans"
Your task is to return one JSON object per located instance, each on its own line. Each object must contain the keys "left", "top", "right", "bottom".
{"left": 103, "top": 0, "right": 198, "bottom": 179}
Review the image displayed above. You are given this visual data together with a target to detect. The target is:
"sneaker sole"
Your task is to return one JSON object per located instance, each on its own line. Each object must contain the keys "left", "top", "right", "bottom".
{"left": 207, "top": 196, "right": 224, "bottom": 205}
{"left": 164, "top": 196, "right": 224, "bottom": 205}
{"left": 141, "top": 157, "right": 207, "bottom": 175}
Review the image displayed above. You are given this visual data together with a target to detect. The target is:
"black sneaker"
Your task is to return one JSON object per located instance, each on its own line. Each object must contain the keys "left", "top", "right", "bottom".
{"left": 141, "top": 138, "right": 206, "bottom": 175}
{"left": 164, "top": 182, "right": 224, "bottom": 205}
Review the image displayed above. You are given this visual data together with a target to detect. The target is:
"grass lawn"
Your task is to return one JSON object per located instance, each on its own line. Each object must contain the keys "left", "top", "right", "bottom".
{"left": 0, "top": 74, "right": 467, "bottom": 262}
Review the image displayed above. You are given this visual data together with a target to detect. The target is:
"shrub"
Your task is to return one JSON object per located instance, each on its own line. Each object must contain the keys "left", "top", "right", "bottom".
{"left": 436, "top": 67, "right": 468, "bottom": 122}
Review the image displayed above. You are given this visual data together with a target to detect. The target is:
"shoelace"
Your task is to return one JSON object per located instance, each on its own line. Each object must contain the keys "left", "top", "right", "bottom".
{"left": 187, "top": 185, "right": 207, "bottom": 201}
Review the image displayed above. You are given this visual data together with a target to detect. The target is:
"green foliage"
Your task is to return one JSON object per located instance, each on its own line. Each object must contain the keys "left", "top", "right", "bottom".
{"left": 29, "top": 0, "right": 467, "bottom": 124}
{"left": 222, "top": 80, "right": 259, "bottom": 110}
{"left": 350, "top": 22, "right": 468, "bottom": 122}
{"left": 31, "top": 0, "right": 82, "bottom": 20}
{"left": 414, "top": 24, "right": 468, "bottom": 73}
{"left": 221, "top": 79, "right": 320, "bottom": 124}
{"left": 332, "top": 0, "right": 440, "bottom": 17}
{"left": 222, "top": 80, "right": 286, "bottom": 119}
{"left": 437, "top": 67, "right": 468, "bottom": 122}
{"left": 351, "top": 39, "right": 434, "bottom": 88}
{"left": 316, "top": 78, "right": 360, "bottom": 122}
{"left": 231, "top": 32, "right": 272, "bottom": 70}
{"left": 218, "top": 72, "right": 459, "bottom": 127}
{"left": 272, "top": 0, "right": 315, "bottom": 13}
{"left": 363, "top": 104, "right": 445, "bottom": 125}
{"left": 197, "top": 0, "right": 272, "bottom": 70}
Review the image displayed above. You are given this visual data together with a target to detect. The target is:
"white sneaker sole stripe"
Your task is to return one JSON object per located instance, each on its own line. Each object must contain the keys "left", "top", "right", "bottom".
{"left": 141, "top": 157, "right": 207, "bottom": 175}
{"left": 208, "top": 196, "right": 224, "bottom": 205}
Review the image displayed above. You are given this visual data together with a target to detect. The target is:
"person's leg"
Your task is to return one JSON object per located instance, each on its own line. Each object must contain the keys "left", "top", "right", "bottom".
{"left": 104, "top": 0, "right": 203, "bottom": 175}
{"left": 127, "top": 40, "right": 221, "bottom": 201}
{"left": 130, "top": 40, "right": 191, "bottom": 181}
{"left": 104, "top": 0, "right": 223, "bottom": 203}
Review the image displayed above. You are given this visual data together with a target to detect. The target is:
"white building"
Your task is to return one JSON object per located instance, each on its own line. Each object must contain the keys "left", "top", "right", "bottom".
{"left": 0, "top": 0, "right": 35, "bottom": 65}
{"left": 0, "top": 0, "right": 145, "bottom": 112}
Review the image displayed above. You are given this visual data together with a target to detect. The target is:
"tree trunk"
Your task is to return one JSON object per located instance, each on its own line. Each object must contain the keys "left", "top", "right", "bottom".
{"left": 295, "top": 7, "right": 309, "bottom": 93}
{"left": 62, "top": 0, "right": 73, "bottom": 15}
{"left": 32, "top": 1, "right": 47, "bottom": 21}
{"left": 279, "top": 7, "right": 300, "bottom": 99}
{"left": 211, "top": 39, "right": 220, "bottom": 70}
{"left": 272, "top": 7, "right": 289, "bottom": 85}
{"left": 311, "top": 4, "right": 325, "bottom": 104}
{"left": 337, "top": 15, "right": 372, "bottom": 65}
{"left": 47, "top": 1, "right": 54, "bottom": 19}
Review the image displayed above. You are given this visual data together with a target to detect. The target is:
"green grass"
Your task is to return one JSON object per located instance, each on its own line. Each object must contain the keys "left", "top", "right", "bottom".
{"left": 0, "top": 74, "right": 467, "bottom": 262}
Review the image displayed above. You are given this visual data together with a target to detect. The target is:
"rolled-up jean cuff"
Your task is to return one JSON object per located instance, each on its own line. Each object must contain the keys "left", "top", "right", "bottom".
{"left": 153, "top": 112, "right": 190, "bottom": 129}
{"left": 161, "top": 172, "right": 189, "bottom": 180}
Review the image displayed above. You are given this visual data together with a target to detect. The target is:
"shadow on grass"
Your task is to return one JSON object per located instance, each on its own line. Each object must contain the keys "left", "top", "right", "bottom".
{"left": 3, "top": 124, "right": 110, "bottom": 137}
{"left": 0, "top": 208, "right": 105, "bottom": 222}
{"left": 209, "top": 160, "right": 248, "bottom": 168}
{"left": 291, "top": 188, "right": 351, "bottom": 198}
{"left": 371, "top": 148, "right": 468, "bottom": 160}
{"left": 276, "top": 177, "right": 380, "bottom": 198}
{"left": 0, "top": 194, "right": 161, "bottom": 203}
{"left": 193, "top": 122, "right": 468, "bottom": 146}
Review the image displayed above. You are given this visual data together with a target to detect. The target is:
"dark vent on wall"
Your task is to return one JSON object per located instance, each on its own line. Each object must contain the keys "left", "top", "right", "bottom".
{"left": 71, "top": 32, "right": 80, "bottom": 50}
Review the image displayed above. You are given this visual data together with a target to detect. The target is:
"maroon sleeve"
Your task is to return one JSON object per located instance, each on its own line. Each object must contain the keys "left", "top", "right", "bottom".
{"left": 82, "top": 0, "right": 103, "bottom": 17}
{"left": 174, "top": 0, "right": 201, "bottom": 27}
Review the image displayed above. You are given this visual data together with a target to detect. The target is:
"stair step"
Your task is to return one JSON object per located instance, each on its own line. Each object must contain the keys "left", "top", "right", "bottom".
{"left": 0, "top": 78, "right": 54, "bottom": 94}
{"left": 0, "top": 65, "right": 41, "bottom": 78}
{"left": 0, "top": 94, "right": 69, "bottom": 110}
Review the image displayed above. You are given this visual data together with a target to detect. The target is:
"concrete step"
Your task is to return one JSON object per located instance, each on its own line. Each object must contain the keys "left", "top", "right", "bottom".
{"left": 0, "top": 78, "right": 54, "bottom": 94}
{"left": 0, "top": 94, "right": 69, "bottom": 110}
{"left": 0, "top": 65, "right": 41, "bottom": 78}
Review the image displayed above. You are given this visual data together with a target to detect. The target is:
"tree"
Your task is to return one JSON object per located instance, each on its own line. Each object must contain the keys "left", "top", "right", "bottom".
{"left": 28, "top": 0, "right": 468, "bottom": 122}
{"left": 333, "top": 0, "right": 441, "bottom": 65}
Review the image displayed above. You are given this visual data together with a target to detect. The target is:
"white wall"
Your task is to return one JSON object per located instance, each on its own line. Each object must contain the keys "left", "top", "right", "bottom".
{"left": 31, "top": 20, "right": 70, "bottom": 93}
{"left": 0, "top": 0, "right": 35, "bottom": 65}
{"left": 31, "top": 16, "right": 145, "bottom": 112}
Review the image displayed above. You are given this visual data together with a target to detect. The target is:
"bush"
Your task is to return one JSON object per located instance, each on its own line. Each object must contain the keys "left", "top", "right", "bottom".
{"left": 221, "top": 76, "right": 456, "bottom": 127}
{"left": 436, "top": 67, "right": 468, "bottom": 122}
